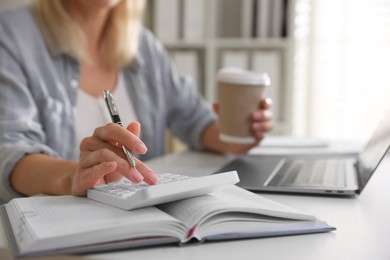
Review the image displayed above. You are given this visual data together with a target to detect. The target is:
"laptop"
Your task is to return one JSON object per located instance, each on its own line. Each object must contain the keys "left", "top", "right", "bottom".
{"left": 216, "top": 110, "right": 390, "bottom": 196}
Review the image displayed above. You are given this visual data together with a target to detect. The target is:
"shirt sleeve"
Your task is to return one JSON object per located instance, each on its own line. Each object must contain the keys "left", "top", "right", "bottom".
{"left": 0, "top": 18, "right": 58, "bottom": 203}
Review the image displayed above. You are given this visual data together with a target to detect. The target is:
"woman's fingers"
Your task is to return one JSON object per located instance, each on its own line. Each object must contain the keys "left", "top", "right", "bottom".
{"left": 93, "top": 123, "right": 148, "bottom": 155}
{"left": 260, "top": 98, "right": 273, "bottom": 109}
{"left": 212, "top": 102, "right": 219, "bottom": 114}
{"left": 73, "top": 121, "right": 158, "bottom": 198}
{"left": 127, "top": 121, "right": 141, "bottom": 137}
{"left": 80, "top": 145, "right": 159, "bottom": 185}
{"left": 252, "top": 120, "right": 273, "bottom": 132}
{"left": 104, "top": 171, "right": 124, "bottom": 183}
{"left": 74, "top": 158, "right": 158, "bottom": 196}
{"left": 80, "top": 136, "right": 121, "bottom": 153}
{"left": 252, "top": 110, "right": 273, "bottom": 131}
{"left": 134, "top": 158, "right": 159, "bottom": 184}
{"left": 252, "top": 109, "right": 273, "bottom": 122}
{"left": 71, "top": 161, "right": 117, "bottom": 196}
{"left": 249, "top": 98, "right": 273, "bottom": 138}
{"left": 80, "top": 147, "right": 144, "bottom": 183}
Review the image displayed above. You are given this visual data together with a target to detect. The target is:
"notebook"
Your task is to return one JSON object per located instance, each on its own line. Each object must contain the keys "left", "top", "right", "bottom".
{"left": 1, "top": 186, "right": 334, "bottom": 258}
{"left": 216, "top": 110, "right": 390, "bottom": 196}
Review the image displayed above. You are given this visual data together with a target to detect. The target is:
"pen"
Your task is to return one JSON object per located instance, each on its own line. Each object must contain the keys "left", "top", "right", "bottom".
{"left": 103, "top": 89, "right": 137, "bottom": 169}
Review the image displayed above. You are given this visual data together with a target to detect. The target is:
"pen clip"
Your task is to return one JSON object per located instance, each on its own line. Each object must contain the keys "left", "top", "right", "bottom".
{"left": 103, "top": 89, "right": 119, "bottom": 116}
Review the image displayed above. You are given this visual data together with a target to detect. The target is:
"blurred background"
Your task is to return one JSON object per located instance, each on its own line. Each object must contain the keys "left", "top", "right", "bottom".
{"left": 1, "top": 0, "right": 389, "bottom": 149}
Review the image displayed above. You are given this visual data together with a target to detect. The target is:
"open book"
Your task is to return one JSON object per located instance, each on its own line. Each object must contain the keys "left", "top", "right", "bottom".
{"left": 1, "top": 185, "right": 335, "bottom": 258}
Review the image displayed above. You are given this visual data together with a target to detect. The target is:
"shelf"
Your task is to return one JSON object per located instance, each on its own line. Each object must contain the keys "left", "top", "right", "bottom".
{"left": 214, "top": 38, "right": 291, "bottom": 49}
{"left": 147, "top": 0, "right": 296, "bottom": 137}
{"left": 162, "top": 38, "right": 291, "bottom": 49}
{"left": 161, "top": 40, "right": 208, "bottom": 49}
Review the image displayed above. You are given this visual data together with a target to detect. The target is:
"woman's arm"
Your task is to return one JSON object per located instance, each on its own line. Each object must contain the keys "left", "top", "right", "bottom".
{"left": 11, "top": 154, "right": 78, "bottom": 196}
{"left": 10, "top": 122, "right": 159, "bottom": 197}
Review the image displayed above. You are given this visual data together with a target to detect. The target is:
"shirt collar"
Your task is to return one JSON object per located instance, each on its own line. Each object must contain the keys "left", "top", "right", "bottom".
{"left": 46, "top": 37, "right": 78, "bottom": 60}
{"left": 128, "top": 52, "right": 144, "bottom": 71}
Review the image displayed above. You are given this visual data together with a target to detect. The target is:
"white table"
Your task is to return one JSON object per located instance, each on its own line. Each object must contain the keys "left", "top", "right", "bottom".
{"left": 1, "top": 150, "right": 390, "bottom": 260}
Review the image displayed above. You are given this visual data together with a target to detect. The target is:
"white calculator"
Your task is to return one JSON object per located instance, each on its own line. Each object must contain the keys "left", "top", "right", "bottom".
{"left": 87, "top": 171, "right": 239, "bottom": 210}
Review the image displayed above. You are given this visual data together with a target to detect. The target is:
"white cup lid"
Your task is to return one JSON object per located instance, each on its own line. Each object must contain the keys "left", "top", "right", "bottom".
{"left": 217, "top": 67, "right": 271, "bottom": 86}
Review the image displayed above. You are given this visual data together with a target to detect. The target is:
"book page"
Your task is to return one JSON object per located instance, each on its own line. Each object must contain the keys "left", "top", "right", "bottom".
{"left": 158, "top": 185, "right": 315, "bottom": 231}
{"left": 6, "top": 196, "right": 187, "bottom": 254}
{"left": 156, "top": 186, "right": 332, "bottom": 242}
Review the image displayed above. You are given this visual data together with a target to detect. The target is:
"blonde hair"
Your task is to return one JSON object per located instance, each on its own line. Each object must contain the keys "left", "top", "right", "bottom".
{"left": 33, "top": 0, "right": 145, "bottom": 69}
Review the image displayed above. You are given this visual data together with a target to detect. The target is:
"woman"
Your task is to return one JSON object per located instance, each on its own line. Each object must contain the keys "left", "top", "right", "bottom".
{"left": 0, "top": 0, "right": 273, "bottom": 203}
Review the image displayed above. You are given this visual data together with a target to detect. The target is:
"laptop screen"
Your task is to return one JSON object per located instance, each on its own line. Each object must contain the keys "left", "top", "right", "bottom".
{"left": 358, "top": 110, "right": 390, "bottom": 192}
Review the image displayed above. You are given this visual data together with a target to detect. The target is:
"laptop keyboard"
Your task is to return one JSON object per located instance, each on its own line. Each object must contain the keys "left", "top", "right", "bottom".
{"left": 269, "top": 159, "right": 347, "bottom": 188}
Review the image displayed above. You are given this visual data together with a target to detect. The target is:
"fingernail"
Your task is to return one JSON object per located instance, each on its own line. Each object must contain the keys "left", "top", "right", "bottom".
{"left": 135, "top": 143, "right": 147, "bottom": 154}
{"left": 132, "top": 170, "right": 144, "bottom": 183}
{"left": 145, "top": 172, "right": 159, "bottom": 184}
{"left": 252, "top": 122, "right": 262, "bottom": 130}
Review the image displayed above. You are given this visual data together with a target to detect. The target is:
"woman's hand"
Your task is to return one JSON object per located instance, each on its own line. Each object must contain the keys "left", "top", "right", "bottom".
{"left": 249, "top": 97, "right": 274, "bottom": 141}
{"left": 70, "top": 121, "right": 158, "bottom": 196}
{"left": 225, "top": 97, "right": 273, "bottom": 153}
{"left": 203, "top": 98, "right": 273, "bottom": 155}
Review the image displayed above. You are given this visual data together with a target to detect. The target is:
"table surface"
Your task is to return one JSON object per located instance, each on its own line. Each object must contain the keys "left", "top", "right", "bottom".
{"left": 1, "top": 145, "right": 390, "bottom": 260}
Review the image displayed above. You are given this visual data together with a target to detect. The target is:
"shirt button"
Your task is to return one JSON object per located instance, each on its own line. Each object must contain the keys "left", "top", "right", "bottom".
{"left": 70, "top": 79, "right": 79, "bottom": 89}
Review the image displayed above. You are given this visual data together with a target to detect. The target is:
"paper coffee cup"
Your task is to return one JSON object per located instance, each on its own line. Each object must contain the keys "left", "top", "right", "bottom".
{"left": 217, "top": 68, "right": 270, "bottom": 144}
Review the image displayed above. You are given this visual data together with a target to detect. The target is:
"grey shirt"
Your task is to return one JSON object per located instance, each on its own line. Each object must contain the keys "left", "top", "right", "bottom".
{"left": 0, "top": 7, "right": 216, "bottom": 202}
